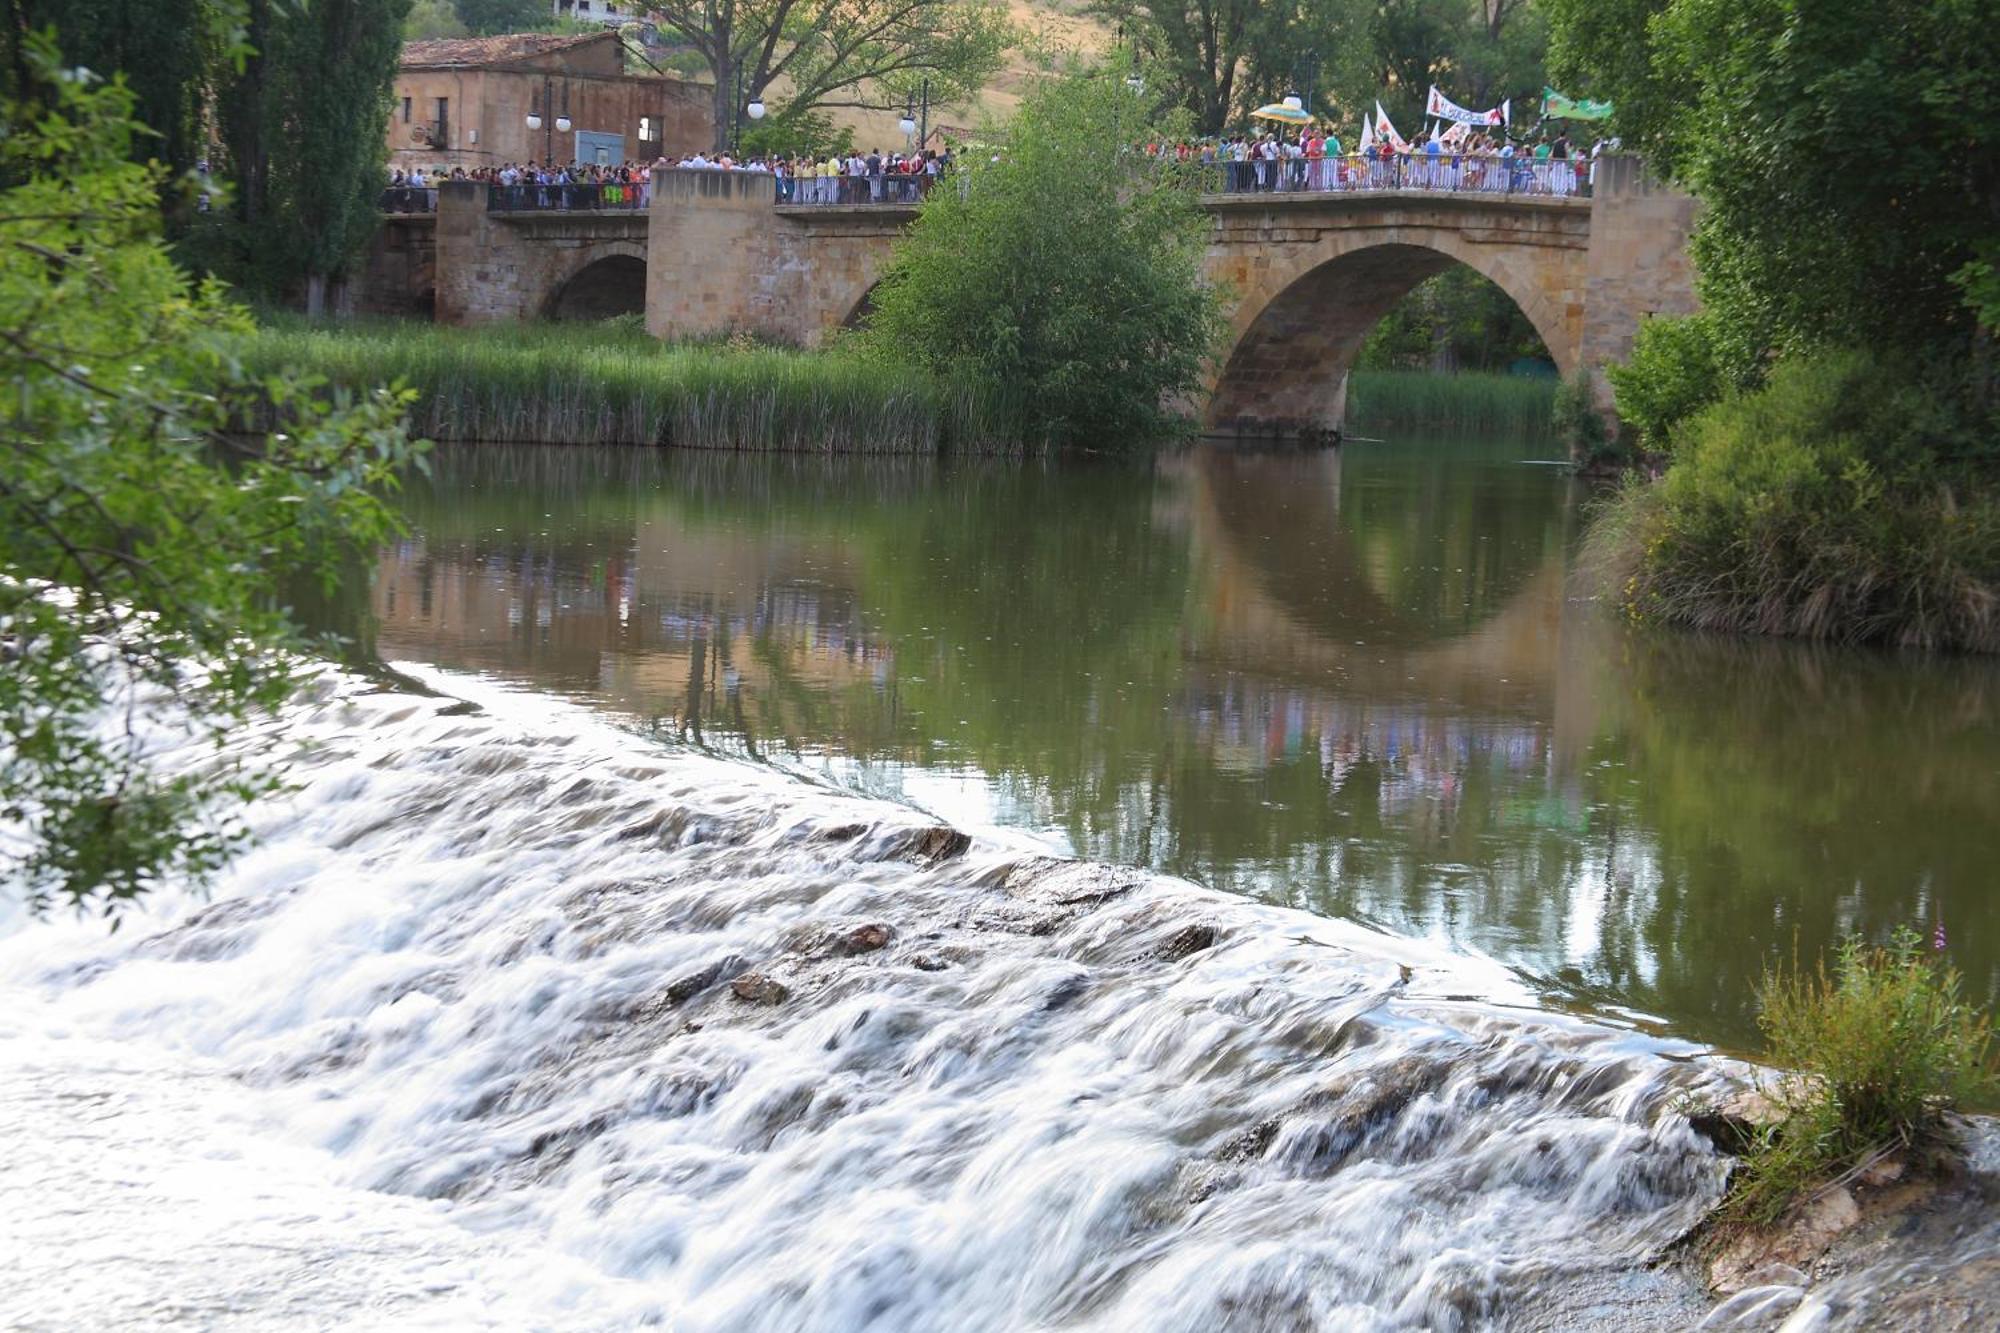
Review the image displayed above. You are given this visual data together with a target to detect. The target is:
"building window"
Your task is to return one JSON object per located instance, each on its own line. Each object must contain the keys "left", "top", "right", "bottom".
{"left": 577, "top": 1, "right": 589, "bottom": 10}
{"left": 401, "top": 96, "right": 411, "bottom": 123}
{"left": 638, "top": 116, "right": 653, "bottom": 142}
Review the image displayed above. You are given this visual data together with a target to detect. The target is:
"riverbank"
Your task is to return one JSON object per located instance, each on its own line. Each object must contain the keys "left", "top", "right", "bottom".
{"left": 240, "top": 318, "right": 1040, "bottom": 454}
{"left": 1346, "top": 369, "right": 1556, "bottom": 438}
{"left": 1586, "top": 353, "right": 2000, "bottom": 654}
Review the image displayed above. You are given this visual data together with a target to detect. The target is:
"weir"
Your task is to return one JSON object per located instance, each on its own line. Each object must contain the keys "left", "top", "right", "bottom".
{"left": 366, "top": 157, "right": 1699, "bottom": 434}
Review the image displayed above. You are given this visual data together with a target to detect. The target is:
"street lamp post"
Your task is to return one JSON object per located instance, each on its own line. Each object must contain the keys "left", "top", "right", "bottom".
{"left": 524, "top": 76, "right": 571, "bottom": 165}
{"left": 898, "top": 78, "right": 930, "bottom": 151}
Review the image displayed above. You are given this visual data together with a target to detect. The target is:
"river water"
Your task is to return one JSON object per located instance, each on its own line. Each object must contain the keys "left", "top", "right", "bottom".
{"left": 4, "top": 436, "right": 1996, "bottom": 1329}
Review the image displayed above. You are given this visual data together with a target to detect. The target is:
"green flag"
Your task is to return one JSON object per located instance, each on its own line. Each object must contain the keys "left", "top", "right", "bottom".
{"left": 1540, "top": 87, "right": 1615, "bottom": 121}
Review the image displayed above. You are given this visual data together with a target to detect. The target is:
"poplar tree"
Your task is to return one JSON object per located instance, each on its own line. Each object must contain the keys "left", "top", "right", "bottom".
{"left": 221, "top": 0, "right": 411, "bottom": 310}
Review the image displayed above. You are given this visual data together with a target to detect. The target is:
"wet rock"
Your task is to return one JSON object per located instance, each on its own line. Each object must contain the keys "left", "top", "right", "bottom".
{"left": 1709, "top": 1187, "right": 1861, "bottom": 1294}
{"left": 838, "top": 923, "right": 894, "bottom": 955}
{"left": 1160, "top": 924, "right": 1219, "bottom": 960}
{"left": 904, "top": 826, "right": 972, "bottom": 864}
{"left": 816, "top": 823, "right": 866, "bottom": 843}
{"left": 730, "top": 972, "right": 790, "bottom": 1005}
{"left": 910, "top": 954, "right": 951, "bottom": 972}
{"left": 664, "top": 957, "right": 741, "bottom": 1005}
{"left": 1687, "top": 1085, "right": 1789, "bottom": 1156}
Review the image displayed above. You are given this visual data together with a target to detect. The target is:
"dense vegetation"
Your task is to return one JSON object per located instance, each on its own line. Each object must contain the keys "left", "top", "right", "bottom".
{"left": 1346, "top": 370, "right": 1555, "bottom": 438}
{"left": 1726, "top": 932, "right": 1996, "bottom": 1228}
{"left": 245, "top": 319, "right": 1037, "bottom": 453}
{"left": 862, "top": 69, "right": 1225, "bottom": 446}
{"left": 0, "top": 39, "right": 422, "bottom": 913}
{"left": 4, "top": 0, "right": 412, "bottom": 309}
{"left": 1548, "top": 0, "right": 2000, "bottom": 650}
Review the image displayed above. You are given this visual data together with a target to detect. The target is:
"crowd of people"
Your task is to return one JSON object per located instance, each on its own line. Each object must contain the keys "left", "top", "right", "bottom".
{"left": 382, "top": 148, "right": 958, "bottom": 211}
{"left": 1181, "top": 125, "right": 1614, "bottom": 197}
{"left": 380, "top": 121, "right": 1617, "bottom": 214}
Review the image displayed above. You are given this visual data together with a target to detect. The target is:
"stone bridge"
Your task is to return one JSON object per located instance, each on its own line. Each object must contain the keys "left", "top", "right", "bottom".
{"left": 395, "top": 159, "right": 1696, "bottom": 433}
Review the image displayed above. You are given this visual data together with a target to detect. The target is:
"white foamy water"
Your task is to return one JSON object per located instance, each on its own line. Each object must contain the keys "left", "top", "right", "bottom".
{"left": 3, "top": 667, "right": 1749, "bottom": 1329}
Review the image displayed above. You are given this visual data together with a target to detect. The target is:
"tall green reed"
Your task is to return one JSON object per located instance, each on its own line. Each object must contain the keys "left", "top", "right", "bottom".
{"left": 1346, "top": 370, "right": 1557, "bottom": 438}
{"left": 238, "top": 319, "right": 1040, "bottom": 455}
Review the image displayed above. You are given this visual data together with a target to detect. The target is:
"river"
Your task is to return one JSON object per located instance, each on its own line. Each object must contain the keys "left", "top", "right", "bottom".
{"left": 3, "top": 434, "right": 1995, "bottom": 1329}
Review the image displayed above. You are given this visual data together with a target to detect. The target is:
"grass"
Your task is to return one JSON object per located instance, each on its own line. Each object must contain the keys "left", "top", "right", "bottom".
{"left": 1722, "top": 930, "right": 1996, "bottom": 1229}
{"left": 237, "top": 317, "right": 1040, "bottom": 454}
{"left": 1345, "top": 369, "right": 1557, "bottom": 438}
{"left": 1580, "top": 352, "right": 2000, "bottom": 653}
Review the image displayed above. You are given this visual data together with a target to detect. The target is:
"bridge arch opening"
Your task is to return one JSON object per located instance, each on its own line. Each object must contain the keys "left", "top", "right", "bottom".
{"left": 549, "top": 254, "right": 647, "bottom": 322}
{"left": 1206, "top": 242, "right": 1573, "bottom": 435}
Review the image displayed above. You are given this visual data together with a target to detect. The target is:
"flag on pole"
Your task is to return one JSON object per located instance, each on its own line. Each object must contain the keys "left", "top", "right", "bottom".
{"left": 1359, "top": 114, "right": 1375, "bottom": 153}
{"left": 1373, "top": 101, "right": 1409, "bottom": 152}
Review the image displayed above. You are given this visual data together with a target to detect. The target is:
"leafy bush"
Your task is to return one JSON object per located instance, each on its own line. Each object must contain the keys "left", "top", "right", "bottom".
{"left": 1607, "top": 311, "right": 1724, "bottom": 452}
{"left": 1726, "top": 930, "right": 1997, "bottom": 1227}
{"left": 1587, "top": 350, "right": 2000, "bottom": 650}
{"left": 862, "top": 68, "right": 1225, "bottom": 447}
{"left": 1553, "top": 369, "right": 1620, "bottom": 465}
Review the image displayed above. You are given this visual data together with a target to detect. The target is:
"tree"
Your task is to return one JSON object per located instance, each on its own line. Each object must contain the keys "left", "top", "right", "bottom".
{"left": 863, "top": 68, "right": 1226, "bottom": 445}
{"left": 1550, "top": 0, "right": 2000, "bottom": 377}
{"left": 451, "top": 0, "right": 544, "bottom": 34}
{"left": 1, "top": 36, "right": 424, "bottom": 915}
{"left": 2, "top": 0, "right": 239, "bottom": 181}
{"left": 646, "top": 0, "right": 1010, "bottom": 153}
{"left": 209, "top": 0, "right": 411, "bottom": 309}
{"left": 404, "top": 0, "right": 469, "bottom": 39}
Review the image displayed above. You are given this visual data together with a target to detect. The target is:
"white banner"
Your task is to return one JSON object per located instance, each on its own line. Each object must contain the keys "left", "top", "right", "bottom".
{"left": 1372, "top": 101, "right": 1409, "bottom": 152}
{"left": 1425, "top": 85, "right": 1509, "bottom": 127}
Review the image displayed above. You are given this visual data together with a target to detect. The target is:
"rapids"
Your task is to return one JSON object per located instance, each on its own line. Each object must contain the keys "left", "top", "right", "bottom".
{"left": 1, "top": 664, "right": 1957, "bottom": 1330}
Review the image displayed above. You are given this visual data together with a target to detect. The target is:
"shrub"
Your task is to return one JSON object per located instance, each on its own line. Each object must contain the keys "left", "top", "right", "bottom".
{"left": 1553, "top": 368, "right": 1621, "bottom": 465}
{"left": 862, "top": 68, "right": 1225, "bottom": 447}
{"left": 1607, "top": 311, "right": 1724, "bottom": 453}
{"left": 1586, "top": 350, "right": 2000, "bottom": 651}
{"left": 1725, "top": 930, "right": 1997, "bottom": 1227}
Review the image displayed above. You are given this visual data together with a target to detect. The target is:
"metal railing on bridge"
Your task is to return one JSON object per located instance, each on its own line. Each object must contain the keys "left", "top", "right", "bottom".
{"left": 1208, "top": 153, "right": 1592, "bottom": 199}
{"left": 776, "top": 174, "right": 935, "bottom": 206}
{"left": 766, "top": 152, "right": 1596, "bottom": 206}
{"left": 486, "top": 181, "right": 651, "bottom": 212}
{"left": 380, "top": 186, "right": 437, "bottom": 214}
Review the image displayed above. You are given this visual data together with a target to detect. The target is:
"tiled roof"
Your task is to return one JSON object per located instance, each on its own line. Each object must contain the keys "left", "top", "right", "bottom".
{"left": 401, "top": 32, "right": 613, "bottom": 70}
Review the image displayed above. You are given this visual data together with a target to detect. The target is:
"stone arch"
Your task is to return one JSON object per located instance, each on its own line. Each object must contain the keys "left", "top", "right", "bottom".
{"left": 841, "top": 280, "right": 883, "bottom": 330}
{"left": 1205, "top": 232, "right": 1581, "bottom": 433}
{"left": 547, "top": 243, "right": 648, "bottom": 321}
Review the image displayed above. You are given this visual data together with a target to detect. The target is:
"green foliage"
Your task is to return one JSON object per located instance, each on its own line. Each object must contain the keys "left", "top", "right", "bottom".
{"left": 404, "top": 0, "right": 469, "bottom": 39}
{"left": 1606, "top": 312, "right": 1724, "bottom": 453}
{"left": 1346, "top": 370, "right": 1556, "bottom": 437}
{"left": 1552, "top": 369, "right": 1616, "bottom": 464}
{"left": 0, "top": 40, "right": 422, "bottom": 914}
{"left": 243, "top": 318, "right": 1034, "bottom": 453}
{"left": 0, "top": 0, "right": 239, "bottom": 182}
{"left": 1552, "top": 0, "right": 2000, "bottom": 365}
{"left": 1726, "top": 930, "right": 1997, "bottom": 1228}
{"left": 451, "top": 0, "right": 547, "bottom": 34}
{"left": 1095, "top": 0, "right": 1544, "bottom": 136}
{"left": 648, "top": 0, "right": 1010, "bottom": 153}
{"left": 194, "top": 0, "right": 409, "bottom": 305}
{"left": 1357, "top": 267, "right": 1551, "bottom": 375}
{"left": 863, "top": 68, "right": 1226, "bottom": 447}
{"left": 1589, "top": 351, "right": 2000, "bottom": 650}
{"left": 739, "top": 109, "right": 855, "bottom": 161}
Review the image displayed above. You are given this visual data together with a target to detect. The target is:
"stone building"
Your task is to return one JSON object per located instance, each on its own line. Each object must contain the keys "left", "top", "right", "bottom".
{"left": 389, "top": 31, "right": 710, "bottom": 173}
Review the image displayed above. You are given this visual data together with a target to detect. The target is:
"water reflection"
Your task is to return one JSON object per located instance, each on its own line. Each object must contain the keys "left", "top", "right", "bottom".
{"left": 362, "top": 441, "right": 2000, "bottom": 1048}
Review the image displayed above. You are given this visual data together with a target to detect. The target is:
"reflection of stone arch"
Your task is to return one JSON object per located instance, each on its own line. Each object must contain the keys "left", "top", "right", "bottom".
{"left": 547, "top": 243, "right": 648, "bottom": 321}
{"left": 1205, "top": 231, "right": 1583, "bottom": 432}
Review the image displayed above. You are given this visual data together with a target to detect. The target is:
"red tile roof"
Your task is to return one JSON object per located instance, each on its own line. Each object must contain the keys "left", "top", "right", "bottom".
{"left": 401, "top": 31, "right": 614, "bottom": 70}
